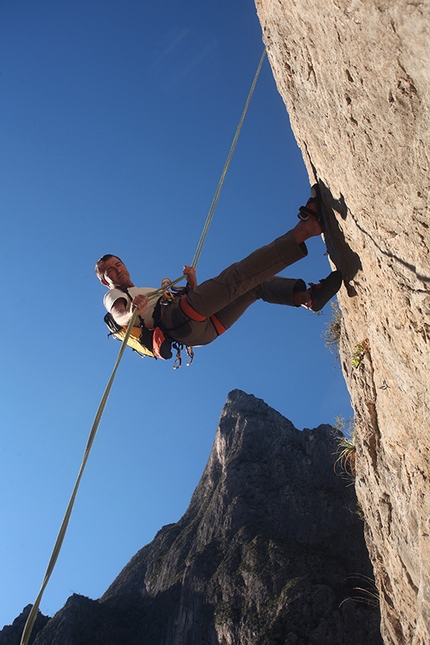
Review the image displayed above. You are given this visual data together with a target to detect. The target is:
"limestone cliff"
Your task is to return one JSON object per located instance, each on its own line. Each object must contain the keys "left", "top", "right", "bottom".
{"left": 254, "top": 2, "right": 429, "bottom": 644}
{"left": 2, "top": 391, "right": 381, "bottom": 645}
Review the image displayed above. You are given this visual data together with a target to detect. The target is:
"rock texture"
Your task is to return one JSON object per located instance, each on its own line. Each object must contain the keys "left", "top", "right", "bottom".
{"left": 6, "top": 391, "right": 382, "bottom": 645}
{"left": 254, "top": 2, "right": 429, "bottom": 644}
{"left": 0, "top": 606, "right": 49, "bottom": 645}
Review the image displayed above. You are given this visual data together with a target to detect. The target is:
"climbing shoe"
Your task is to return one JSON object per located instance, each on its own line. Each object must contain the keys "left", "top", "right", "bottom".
{"left": 308, "top": 270, "right": 342, "bottom": 312}
{"left": 298, "top": 184, "right": 325, "bottom": 231}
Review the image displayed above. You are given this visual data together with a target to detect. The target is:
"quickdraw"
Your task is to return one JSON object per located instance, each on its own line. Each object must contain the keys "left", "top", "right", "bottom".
{"left": 173, "top": 343, "right": 194, "bottom": 370}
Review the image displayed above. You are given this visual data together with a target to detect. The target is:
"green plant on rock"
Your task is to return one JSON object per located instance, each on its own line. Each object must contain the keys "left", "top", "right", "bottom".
{"left": 333, "top": 416, "right": 356, "bottom": 477}
{"left": 356, "top": 501, "right": 365, "bottom": 521}
{"left": 352, "top": 338, "right": 370, "bottom": 368}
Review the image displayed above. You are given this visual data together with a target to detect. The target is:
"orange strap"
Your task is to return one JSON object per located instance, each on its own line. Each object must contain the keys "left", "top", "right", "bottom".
{"left": 180, "top": 295, "right": 226, "bottom": 336}
{"left": 209, "top": 314, "right": 226, "bottom": 336}
{"left": 180, "top": 295, "right": 207, "bottom": 321}
{"left": 152, "top": 328, "right": 167, "bottom": 360}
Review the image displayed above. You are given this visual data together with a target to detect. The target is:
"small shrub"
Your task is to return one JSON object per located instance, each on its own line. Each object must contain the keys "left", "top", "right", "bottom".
{"left": 356, "top": 501, "right": 365, "bottom": 520}
{"left": 352, "top": 338, "right": 370, "bottom": 368}
{"left": 333, "top": 416, "right": 356, "bottom": 477}
{"left": 340, "top": 574, "right": 380, "bottom": 608}
{"left": 322, "top": 300, "right": 342, "bottom": 359}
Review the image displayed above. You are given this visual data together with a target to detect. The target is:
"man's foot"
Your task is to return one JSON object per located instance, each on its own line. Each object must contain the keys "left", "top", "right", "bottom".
{"left": 307, "top": 270, "right": 342, "bottom": 312}
{"left": 298, "top": 184, "right": 325, "bottom": 232}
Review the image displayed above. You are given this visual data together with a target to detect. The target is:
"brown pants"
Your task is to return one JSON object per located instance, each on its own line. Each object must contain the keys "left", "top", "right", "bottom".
{"left": 161, "top": 230, "right": 308, "bottom": 346}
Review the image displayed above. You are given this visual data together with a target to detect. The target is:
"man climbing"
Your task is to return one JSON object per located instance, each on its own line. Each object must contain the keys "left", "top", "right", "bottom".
{"left": 95, "top": 187, "right": 342, "bottom": 360}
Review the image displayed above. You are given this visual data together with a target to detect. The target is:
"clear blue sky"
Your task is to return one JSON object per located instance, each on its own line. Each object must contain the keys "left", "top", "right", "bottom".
{"left": 0, "top": 0, "right": 352, "bottom": 628}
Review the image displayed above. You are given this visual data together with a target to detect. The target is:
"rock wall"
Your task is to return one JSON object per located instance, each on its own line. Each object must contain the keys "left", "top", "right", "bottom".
{"left": 254, "top": 2, "right": 429, "bottom": 644}
{"left": 6, "top": 391, "right": 382, "bottom": 645}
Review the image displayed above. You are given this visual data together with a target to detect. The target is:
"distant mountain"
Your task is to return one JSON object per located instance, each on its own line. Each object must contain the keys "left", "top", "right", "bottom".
{"left": 2, "top": 390, "right": 381, "bottom": 645}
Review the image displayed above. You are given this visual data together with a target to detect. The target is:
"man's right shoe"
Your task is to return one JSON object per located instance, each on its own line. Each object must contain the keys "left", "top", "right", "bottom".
{"left": 308, "top": 270, "right": 342, "bottom": 312}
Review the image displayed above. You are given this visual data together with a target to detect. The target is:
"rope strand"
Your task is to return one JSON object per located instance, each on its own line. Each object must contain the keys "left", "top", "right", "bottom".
{"left": 191, "top": 48, "right": 266, "bottom": 268}
{"left": 20, "top": 309, "right": 139, "bottom": 645}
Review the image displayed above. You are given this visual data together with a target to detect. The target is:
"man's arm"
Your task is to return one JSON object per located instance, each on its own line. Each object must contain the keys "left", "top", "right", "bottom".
{"left": 110, "top": 294, "right": 148, "bottom": 327}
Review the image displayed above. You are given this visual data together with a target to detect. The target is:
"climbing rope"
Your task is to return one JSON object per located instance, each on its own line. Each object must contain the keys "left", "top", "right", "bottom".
{"left": 146, "top": 47, "right": 267, "bottom": 300}
{"left": 20, "top": 48, "right": 266, "bottom": 645}
{"left": 191, "top": 47, "right": 266, "bottom": 269}
{"left": 19, "top": 310, "right": 138, "bottom": 645}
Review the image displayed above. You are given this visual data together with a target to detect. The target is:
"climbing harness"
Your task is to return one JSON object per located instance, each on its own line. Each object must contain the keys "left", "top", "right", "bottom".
{"left": 104, "top": 284, "right": 195, "bottom": 366}
{"left": 20, "top": 47, "right": 266, "bottom": 645}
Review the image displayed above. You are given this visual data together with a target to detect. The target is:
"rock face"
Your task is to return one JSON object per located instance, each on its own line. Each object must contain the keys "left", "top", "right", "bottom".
{"left": 253, "top": 2, "right": 429, "bottom": 644}
{"left": 9, "top": 391, "right": 381, "bottom": 645}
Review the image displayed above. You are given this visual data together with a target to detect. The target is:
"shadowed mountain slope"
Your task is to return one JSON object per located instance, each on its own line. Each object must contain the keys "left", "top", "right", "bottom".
{"left": 2, "top": 390, "right": 381, "bottom": 645}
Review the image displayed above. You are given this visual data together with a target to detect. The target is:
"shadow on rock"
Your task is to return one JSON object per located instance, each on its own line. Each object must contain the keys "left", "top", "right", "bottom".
{"left": 319, "top": 181, "right": 362, "bottom": 297}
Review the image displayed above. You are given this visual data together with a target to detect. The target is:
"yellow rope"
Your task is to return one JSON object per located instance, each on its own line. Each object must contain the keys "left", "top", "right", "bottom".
{"left": 20, "top": 48, "right": 266, "bottom": 645}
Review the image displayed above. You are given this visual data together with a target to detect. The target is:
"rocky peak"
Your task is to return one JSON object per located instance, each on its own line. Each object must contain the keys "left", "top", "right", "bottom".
{"left": 4, "top": 391, "right": 382, "bottom": 645}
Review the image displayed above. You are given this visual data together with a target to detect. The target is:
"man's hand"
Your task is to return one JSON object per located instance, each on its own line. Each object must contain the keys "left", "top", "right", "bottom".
{"left": 183, "top": 265, "right": 197, "bottom": 289}
{"left": 111, "top": 293, "right": 148, "bottom": 327}
{"left": 132, "top": 294, "right": 148, "bottom": 316}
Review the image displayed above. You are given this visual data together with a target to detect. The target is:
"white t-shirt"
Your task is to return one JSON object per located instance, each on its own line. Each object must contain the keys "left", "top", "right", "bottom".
{"left": 104, "top": 286, "right": 157, "bottom": 329}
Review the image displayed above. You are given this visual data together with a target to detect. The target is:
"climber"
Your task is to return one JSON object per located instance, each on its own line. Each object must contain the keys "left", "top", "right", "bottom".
{"left": 95, "top": 186, "right": 342, "bottom": 357}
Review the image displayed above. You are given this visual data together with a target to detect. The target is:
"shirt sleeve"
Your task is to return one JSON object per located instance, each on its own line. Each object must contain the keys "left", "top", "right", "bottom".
{"left": 103, "top": 288, "right": 130, "bottom": 312}
{"left": 102, "top": 287, "right": 158, "bottom": 329}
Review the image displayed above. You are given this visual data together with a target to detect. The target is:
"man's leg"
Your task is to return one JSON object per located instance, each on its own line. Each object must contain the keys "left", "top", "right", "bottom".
{"left": 182, "top": 199, "right": 323, "bottom": 319}
{"left": 162, "top": 276, "right": 306, "bottom": 346}
{"left": 185, "top": 229, "right": 308, "bottom": 319}
{"left": 212, "top": 277, "right": 306, "bottom": 330}
{"left": 161, "top": 194, "right": 329, "bottom": 344}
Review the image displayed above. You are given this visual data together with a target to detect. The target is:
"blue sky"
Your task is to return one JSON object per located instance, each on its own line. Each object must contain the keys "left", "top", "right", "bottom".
{"left": 0, "top": 0, "right": 352, "bottom": 628}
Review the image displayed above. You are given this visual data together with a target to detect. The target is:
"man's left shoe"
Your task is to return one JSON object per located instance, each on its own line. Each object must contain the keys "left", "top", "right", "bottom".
{"left": 308, "top": 270, "right": 342, "bottom": 312}
{"left": 298, "top": 184, "right": 325, "bottom": 232}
